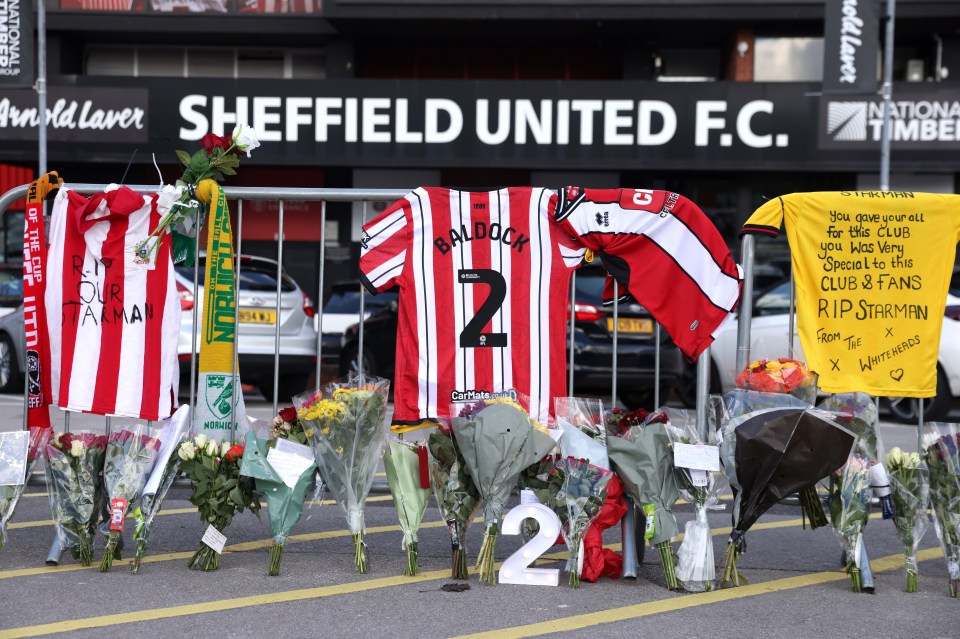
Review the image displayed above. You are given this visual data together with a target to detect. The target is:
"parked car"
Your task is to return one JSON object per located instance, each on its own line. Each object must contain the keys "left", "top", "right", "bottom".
{"left": 0, "top": 305, "right": 24, "bottom": 393}
{"left": 683, "top": 275, "right": 960, "bottom": 422}
{"left": 337, "top": 265, "right": 684, "bottom": 410}
{"left": 0, "top": 263, "right": 23, "bottom": 320}
{"left": 175, "top": 254, "right": 318, "bottom": 402}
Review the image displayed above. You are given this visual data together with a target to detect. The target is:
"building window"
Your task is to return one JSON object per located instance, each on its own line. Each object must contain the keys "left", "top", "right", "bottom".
{"left": 655, "top": 48, "right": 721, "bottom": 82}
{"left": 86, "top": 46, "right": 325, "bottom": 79}
{"left": 753, "top": 37, "right": 824, "bottom": 82}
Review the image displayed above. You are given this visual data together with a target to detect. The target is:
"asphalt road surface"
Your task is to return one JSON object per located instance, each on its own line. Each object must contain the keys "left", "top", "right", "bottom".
{"left": 0, "top": 394, "right": 957, "bottom": 639}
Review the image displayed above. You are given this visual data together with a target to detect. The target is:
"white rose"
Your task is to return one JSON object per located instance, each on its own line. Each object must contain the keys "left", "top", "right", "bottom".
{"left": 221, "top": 441, "right": 232, "bottom": 457}
{"left": 194, "top": 433, "right": 207, "bottom": 449}
{"left": 178, "top": 441, "right": 195, "bottom": 461}
{"left": 887, "top": 447, "right": 903, "bottom": 468}
{"left": 231, "top": 123, "right": 260, "bottom": 157}
{"left": 206, "top": 440, "right": 219, "bottom": 457}
{"left": 70, "top": 440, "right": 84, "bottom": 457}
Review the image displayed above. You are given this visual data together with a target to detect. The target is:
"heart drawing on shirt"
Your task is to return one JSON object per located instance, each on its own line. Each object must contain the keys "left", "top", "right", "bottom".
{"left": 890, "top": 369, "right": 904, "bottom": 382}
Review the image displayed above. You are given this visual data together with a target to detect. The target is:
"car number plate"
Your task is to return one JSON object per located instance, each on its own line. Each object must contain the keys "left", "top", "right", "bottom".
{"left": 606, "top": 317, "right": 653, "bottom": 334}
{"left": 238, "top": 309, "right": 276, "bottom": 324}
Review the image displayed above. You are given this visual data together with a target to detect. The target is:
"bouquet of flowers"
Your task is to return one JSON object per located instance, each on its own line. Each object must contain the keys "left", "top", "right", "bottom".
{"left": 383, "top": 439, "right": 432, "bottom": 576}
{"left": 295, "top": 373, "right": 390, "bottom": 574}
{"left": 99, "top": 426, "right": 163, "bottom": 572}
{"left": 240, "top": 409, "right": 317, "bottom": 576}
{"left": 44, "top": 431, "right": 107, "bottom": 566}
{"left": 606, "top": 407, "right": 681, "bottom": 590}
{"left": 427, "top": 423, "right": 482, "bottom": 580}
{"left": 711, "top": 390, "right": 854, "bottom": 587}
{"left": 139, "top": 123, "right": 260, "bottom": 265}
{"left": 735, "top": 357, "right": 818, "bottom": 401}
{"left": 732, "top": 358, "right": 826, "bottom": 528}
{"left": 0, "top": 429, "right": 46, "bottom": 552}
{"left": 922, "top": 422, "right": 960, "bottom": 597}
{"left": 554, "top": 397, "right": 622, "bottom": 584}
{"left": 131, "top": 406, "right": 192, "bottom": 574}
{"left": 886, "top": 446, "right": 930, "bottom": 592}
{"left": 178, "top": 431, "right": 261, "bottom": 571}
{"left": 818, "top": 394, "right": 884, "bottom": 592}
{"left": 662, "top": 408, "right": 725, "bottom": 592}
{"left": 452, "top": 395, "right": 557, "bottom": 585}
{"left": 552, "top": 457, "right": 613, "bottom": 587}
{"left": 828, "top": 447, "right": 872, "bottom": 592}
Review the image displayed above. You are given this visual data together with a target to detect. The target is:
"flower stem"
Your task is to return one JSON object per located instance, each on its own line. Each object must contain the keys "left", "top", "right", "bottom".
{"left": 130, "top": 537, "right": 147, "bottom": 575}
{"left": 799, "top": 485, "right": 828, "bottom": 529}
{"left": 950, "top": 578, "right": 958, "bottom": 598}
{"left": 569, "top": 534, "right": 581, "bottom": 588}
{"left": 906, "top": 569, "right": 917, "bottom": 593}
{"left": 849, "top": 565, "right": 861, "bottom": 592}
{"left": 718, "top": 542, "right": 748, "bottom": 588}
{"left": 268, "top": 542, "right": 284, "bottom": 576}
{"left": 77, "top": 529, "right": 95, "bottom": 568}
{"left": 476, "top": 525, "right": 499, "bottom": 585}
{"left": 405, "top": 542, "right": 419, "bottom": 577}
{"left": 450, "top": 521, "right": 469, "bottom": 580}
{"left": 353, "top": 531, "right": 367, "bottom": 574}
{"left": 656, "top": 540, "right": 679, "bottom": 590}
{"left": 99, "top": 531, "right": 123, "bottom": 572}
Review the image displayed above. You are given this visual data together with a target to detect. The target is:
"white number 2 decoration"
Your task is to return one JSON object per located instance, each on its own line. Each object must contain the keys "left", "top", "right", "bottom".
{"left": 498, "top": 502, "right": 561, "bottom": 586}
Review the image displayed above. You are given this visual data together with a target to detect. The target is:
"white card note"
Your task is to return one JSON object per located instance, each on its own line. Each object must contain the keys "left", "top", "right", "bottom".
{"left": 266, "top": 438, "right": 315, "bottom": 488}
{"left": 674, "top": 443, "right": 721, "bottom": 472}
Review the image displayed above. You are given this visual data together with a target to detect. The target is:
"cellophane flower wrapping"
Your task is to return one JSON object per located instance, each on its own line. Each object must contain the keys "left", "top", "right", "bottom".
{"left": 885, "top": 446, "right": 930, "bottom": 592}
{"left": 0, "top": 429, "right": 47, "bottom": 552}
{"left": 239, "top": 410, "right": 316, "bottom": 576}
{"left": 295, "top": 372, "right": 390, "bottom": 574}
{"left": 427, "top": 423, "right": 482, "bottom": 580}
{"left": 921, "top": 422, "right": 960, "bottom": 597}
{"left": 551, "top": 457, "right": 613, "bottom": 587}
{"left": 818, "top": 393, "right": 884, "bottom": 592}
{"left": 828, "top": 445, "right": 872, "bottom": 592}
{"left": 605, "top": 408, "right": 681, "bottom": 590}
{"left": 99, "top": 425, "right": 163, "bottom": 572}
{"left": 451, "top": 394, "right": 557, "bottom": 585}
{"left": 735, "top": 357, "right": 818, "bottom": 403}
{"left": 383, "top": 439, "right": 432, "bottom": 576}
{"left": 710, "top": 389, "right": 855, "bottom": 588}
{"left": 131, "top": 405, "right": 192, "bottom": 574}
{"left": 178, "top": 424, "right": 261, "bottom": 572}
{"left": 662, "top": 408, "right": 726, "bottom": 593}
{"left": 43, "top": 431, "right": 107, "bottom": 566}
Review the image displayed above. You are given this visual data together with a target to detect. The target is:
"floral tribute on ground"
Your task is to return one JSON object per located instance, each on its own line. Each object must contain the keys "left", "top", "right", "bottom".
{"left": 178, "top": 431, "right": 261, "bottom": 571}
{"left": 295, "top": 373, "right": 390, "bottom": 574}
{"left": 922, "top": 422, "right": 960, "bottom": 597}
{"left": 885, "top": 446, "right": 929, "bottom": 592}
{"left": 1, "top": 429, "right": 50, "bottom": 552}
{"left": 451, "top": 394, "right": 556, "bottom": 585}
{"left": 99, "top": 426, "right": 163, "bottom": 572}
{"left": 239, "top": 408, "right": 318, "bottom": 576}
{"left": 44, "top": 431, "right": 107, "bottom": 566}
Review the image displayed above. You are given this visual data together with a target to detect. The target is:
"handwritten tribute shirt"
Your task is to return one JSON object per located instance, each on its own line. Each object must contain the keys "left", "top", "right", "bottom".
{"left": 360, "top": 187, "right": 586, "bottom": 425}
{"left": 741, "top": 191, "right": 960, "bottom": 398}
{"left": 45, "top": 186, "right": 181, "bottom": 421}
{"left": 554, "top": 187, "right": 742, "bottom": 361}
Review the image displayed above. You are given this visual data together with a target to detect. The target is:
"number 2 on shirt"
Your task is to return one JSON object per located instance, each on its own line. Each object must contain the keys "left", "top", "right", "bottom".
{"left": 458, "top": 269, "right": 508, "bottom": 348}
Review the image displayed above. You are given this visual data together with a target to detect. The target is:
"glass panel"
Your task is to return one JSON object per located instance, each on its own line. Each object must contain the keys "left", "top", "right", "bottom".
{"left": 138, "top": 48, "right": 185, "bottom": 77}
{"left": 188, "top": 48, "right": 236, "bottom": 78}
{"left": 754, "top": 37, "right": 824, "bottom": 82}
{"left": 290, "top": 52, "right": 326, "bottom": 79}
{"left": 86, "top": 46, "right": 135, "bottom": 76}
{"left": 237, "top": 52, "right": 284, "bottom": 79}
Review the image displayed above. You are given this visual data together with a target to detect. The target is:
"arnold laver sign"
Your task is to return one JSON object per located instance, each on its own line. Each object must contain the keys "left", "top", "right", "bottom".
{"left": 822, "top": 0, "right": 879, "bottom": 94}
{"left": 0, "top": 88, "right": 148, "bottom": 142}
{"left": 743, "top": 191, "right": 960, "bottom": 399}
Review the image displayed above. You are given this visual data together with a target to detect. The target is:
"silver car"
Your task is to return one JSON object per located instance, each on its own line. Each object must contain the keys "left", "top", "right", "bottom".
{"left": 175, "top": 254, "right": 318, "bottom": 402}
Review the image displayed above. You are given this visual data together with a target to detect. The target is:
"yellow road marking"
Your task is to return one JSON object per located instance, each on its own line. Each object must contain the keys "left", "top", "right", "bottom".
{"left": 449, "top": 547, "right": 944, "bottom": 639}
{"left": 6, "top": 494, "right": 394, "bottom": 530}
{"left": 0, "top": 546, "right": 942, "bottom": 639}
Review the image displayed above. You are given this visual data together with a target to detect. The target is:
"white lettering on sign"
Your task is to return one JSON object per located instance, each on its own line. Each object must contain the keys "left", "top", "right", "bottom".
{"left": 177, "top": 95, "right": 789, "bottom": 150}
{"left": 0, "top": 0, "right": 23, "bottom": 74}
{"left": 838, "top": 0, "right": 865, "bottom": 84}
{"left": 0, "top": 97, "right": 145, "bottom": 132}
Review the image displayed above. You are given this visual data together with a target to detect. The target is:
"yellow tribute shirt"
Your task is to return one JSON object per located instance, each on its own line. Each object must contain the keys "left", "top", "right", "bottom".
{"left": 742, "top": 191, "right": 960, "bottom": 398}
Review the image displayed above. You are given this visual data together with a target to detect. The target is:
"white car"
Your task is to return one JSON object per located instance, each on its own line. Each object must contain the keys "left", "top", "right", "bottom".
{"left": 175, "top": 254, "right": 318, "bottom": 402}
{"left": 694, "top": 278, "right": 960, "bottom": 422}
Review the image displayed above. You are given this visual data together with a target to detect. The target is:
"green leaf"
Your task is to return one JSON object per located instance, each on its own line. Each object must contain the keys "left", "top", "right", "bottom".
{"left": 189, "top": 149, "right": 210, "bottom": 174}
{"left": 219, "top": 165, "right": 237, "bottom": 176}
{"left": 175, "top": 150, "right": 192, "bottom": 168}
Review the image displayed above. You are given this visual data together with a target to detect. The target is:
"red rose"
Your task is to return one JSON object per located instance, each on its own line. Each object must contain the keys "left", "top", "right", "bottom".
{"left": 199, "top": 133, "right": 231, "bottom": 156}
{"left": 225, "top": 444, "right": 245, "bottom": 461}
{"left": 59, "top": 432, "right": 73, "bottom": 451}
{"left": 278, "top": 407, "right": 298, "bottom": 423}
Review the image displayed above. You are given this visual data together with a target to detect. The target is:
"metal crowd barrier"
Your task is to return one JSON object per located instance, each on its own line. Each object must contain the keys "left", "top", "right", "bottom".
{"left": 0, "top": 181, "right": 710, "bottom": 571}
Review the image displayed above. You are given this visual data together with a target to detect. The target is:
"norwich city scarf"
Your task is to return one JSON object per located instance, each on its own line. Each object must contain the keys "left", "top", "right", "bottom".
{"left": 23, "top": 172, "right": 60, "bottom": 442}
{"left": 194, "top": 179, "right": 246, "bottom": 439}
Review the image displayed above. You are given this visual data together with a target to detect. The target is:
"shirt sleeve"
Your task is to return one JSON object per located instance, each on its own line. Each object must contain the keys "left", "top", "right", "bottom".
{"left": 740, "top": 196, "right": 787, "bottom": 238}
{"left": 359, "top": 198, "right": 409, "bottom": 295}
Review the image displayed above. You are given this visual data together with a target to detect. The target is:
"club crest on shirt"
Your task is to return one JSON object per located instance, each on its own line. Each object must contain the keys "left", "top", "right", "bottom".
{"left": 360, "top": 230, "right": 372, "bottom": 250}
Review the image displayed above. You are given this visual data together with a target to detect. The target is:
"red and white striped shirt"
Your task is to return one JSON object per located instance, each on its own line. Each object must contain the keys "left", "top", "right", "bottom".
{"left": 554, "top": 187, "right": 741, "bottom": 361}
{"left": 45, "top": 186, "right": 181, "bottom": 421}
{"left": 360, "top": 187, "right": 585, "bottom": 425}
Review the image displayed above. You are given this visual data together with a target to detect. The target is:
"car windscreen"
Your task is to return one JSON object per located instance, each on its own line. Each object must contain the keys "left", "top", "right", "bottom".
{"left": 175, "top": 260, "right": 297, "bottom": 293}
{"left": 0, "top": 269, "right": 22, "bottom": 306}
{"left": 573, "top": 271, "right": 606, "bottom": 305}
